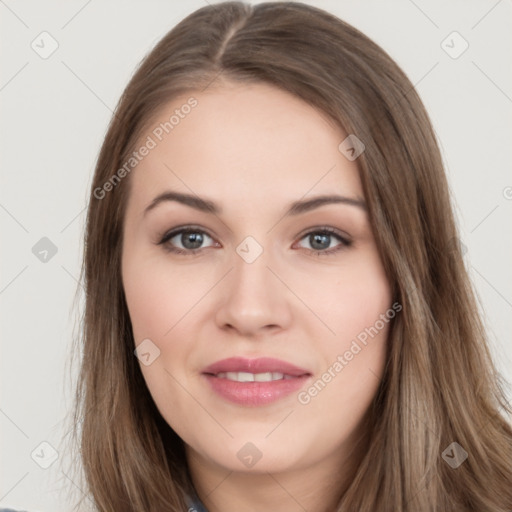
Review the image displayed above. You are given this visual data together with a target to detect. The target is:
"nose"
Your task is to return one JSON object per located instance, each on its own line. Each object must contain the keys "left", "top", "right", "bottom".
{"left": 214, "top": 244, "right": 292, "bottom": 337}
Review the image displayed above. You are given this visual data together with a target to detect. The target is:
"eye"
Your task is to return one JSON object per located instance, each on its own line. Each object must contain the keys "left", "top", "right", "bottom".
{"left": 157, "top": 225, "right": 352, "bottom": 256}
{"left": 158, "top": 226, "right": 218, "bottom": 255}
{"left": 295, "top": 227, "right": 352, "bottom": 255}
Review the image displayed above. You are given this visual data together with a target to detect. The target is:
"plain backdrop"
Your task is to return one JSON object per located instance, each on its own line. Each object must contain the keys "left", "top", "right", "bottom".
{"left": 1, "top": 0, "right": 511, "bottom": 510}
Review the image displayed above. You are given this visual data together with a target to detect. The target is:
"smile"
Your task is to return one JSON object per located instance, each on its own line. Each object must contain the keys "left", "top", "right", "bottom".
{"left": 214, "top": 371, "right": 296, "bottom": 382}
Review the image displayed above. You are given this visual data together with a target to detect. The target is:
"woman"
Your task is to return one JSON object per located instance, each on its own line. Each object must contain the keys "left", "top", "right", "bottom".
{"left": 65, "top": 2, "right": 512, "bottom": 511}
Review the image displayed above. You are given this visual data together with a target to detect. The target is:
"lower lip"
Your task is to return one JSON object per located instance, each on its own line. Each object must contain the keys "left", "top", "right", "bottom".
{"left": 203, "top": 374, "right": 310, "bottom": 406}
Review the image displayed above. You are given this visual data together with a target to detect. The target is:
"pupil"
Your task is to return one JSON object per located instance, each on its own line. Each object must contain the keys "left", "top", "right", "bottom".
{"left": 311, "top": 233, "right": 329, "bottom": 250}
{"left": 183, "top": 232, "right": 203, "bottom": 249}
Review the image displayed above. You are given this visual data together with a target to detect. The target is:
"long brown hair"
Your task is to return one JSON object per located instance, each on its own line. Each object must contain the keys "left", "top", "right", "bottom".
{"left": 65, "top": 2, "right": 512, "bottom": 510}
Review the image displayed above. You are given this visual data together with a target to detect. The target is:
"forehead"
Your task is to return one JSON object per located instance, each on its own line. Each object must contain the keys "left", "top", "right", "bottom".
{"left": 127, "top": 82, "right": 363, "bottom": 210}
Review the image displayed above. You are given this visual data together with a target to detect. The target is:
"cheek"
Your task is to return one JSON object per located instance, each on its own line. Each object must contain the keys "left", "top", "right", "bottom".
{"left": 122, "top": 256, "right": 197, "bottom": 434}
{"left": 122, "top": 250, "right": 203, "bottom": 398}
{"left": 122, "top": 252, "right": 202, "bottom": 342}
{"left": 332, "top": 277, "right": 391, "bottom": 342}
{"left": 297, "top": 278, "right": 391, "bottom": 440}
{"left": 296, "top": 251, "right": 392, "bottom": 344}
{"left": 299, "top": 251, "right": 391, "bottom": 399}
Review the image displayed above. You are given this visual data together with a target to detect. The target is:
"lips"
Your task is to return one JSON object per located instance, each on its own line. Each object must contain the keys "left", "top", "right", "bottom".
{"left": 202, "top": 357, "right": 310, "bottom": 377}
{"left": 202, "top": 357, "right": 312, "bottom": 406}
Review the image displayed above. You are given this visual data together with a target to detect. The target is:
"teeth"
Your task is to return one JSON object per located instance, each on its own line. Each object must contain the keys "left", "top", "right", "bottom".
{"left": 215, "top": 371, "right": 288, "bottom": 382}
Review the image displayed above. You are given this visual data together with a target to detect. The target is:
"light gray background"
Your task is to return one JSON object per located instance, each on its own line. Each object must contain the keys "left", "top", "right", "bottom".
{"left": 1, "top": 0, "right": 511, "bottom": 510}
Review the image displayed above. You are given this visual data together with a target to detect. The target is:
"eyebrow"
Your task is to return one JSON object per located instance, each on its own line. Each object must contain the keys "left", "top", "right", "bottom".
{"left": 143, "top": 190, "right": 366, "bottom": 217}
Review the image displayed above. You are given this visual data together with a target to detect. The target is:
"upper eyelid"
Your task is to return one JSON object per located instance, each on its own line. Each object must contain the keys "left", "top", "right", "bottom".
{"left": 161, "top": 225, "right": 215, "bottom": 241}
{"left": 295, "top": 225, "right": 351, "bottom": 241}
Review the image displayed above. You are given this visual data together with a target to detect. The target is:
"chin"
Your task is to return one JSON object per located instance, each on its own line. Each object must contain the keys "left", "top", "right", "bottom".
{"left": 189, "top": 437, "right": 304, "bottom": 474}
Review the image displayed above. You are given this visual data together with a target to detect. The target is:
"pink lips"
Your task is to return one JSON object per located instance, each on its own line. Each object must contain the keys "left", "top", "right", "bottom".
{"left": 203, "top": 357, "right": 310, "bottom": 376}
{"left": 202, "top": 357, "right": 311, "bottom": 406}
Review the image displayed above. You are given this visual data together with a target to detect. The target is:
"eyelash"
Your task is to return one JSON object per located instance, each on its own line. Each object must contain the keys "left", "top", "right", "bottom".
{"left": 156, "top": 225, "right": 352, "bottom": 256}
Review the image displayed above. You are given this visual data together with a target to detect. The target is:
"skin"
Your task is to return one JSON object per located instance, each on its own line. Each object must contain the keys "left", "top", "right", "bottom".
{"left": 121, "top": 82, "right": 392, "bottom": 512}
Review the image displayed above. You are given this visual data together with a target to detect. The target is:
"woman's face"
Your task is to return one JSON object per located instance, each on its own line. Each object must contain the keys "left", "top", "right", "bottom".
{"left": 121, "top": 82, "right": 392, "bottom": 478}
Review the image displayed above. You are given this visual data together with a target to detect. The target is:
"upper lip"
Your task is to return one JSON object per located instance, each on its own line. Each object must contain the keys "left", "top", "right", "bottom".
{"left": 202, "top": 357, "right": 311, "bottom": 377}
